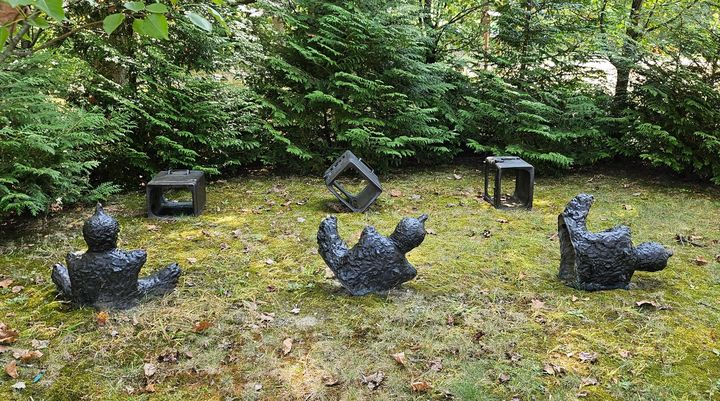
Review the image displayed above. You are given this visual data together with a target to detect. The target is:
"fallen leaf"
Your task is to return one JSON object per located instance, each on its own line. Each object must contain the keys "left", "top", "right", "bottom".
{"left": 619, "top": 350, "right": 631, "bottom": 358}
{"left": 186, "top": 257, "right": 197, "bottom": 265}
{"left": 143, "top": 363, "right": 156, "bottom": 377}
{"left": 578, "top": 351, "right": 598, "bottom": 363}
{"left": 297, "top": 217, "right": 306, "bottom": 223}
{"left": 390, "top": 189, "right": 403, "bottom": 197}
{"left": 324, "top": 267, "right": 336, "bottom": 279}
{"left": 622, "top": 204, "right": 633, "bottom": 210}
{"left": 0, "top": 278, "right": 13, "bottom": 288}
{"left": 11, "top": 286, "right": 23, "bottom": 293}
{"left": 428, "top": 358, "right": 443, "bottom": 372}
{"left": 144, "top": 383, "right": 156, "bottom": 393}
{"left": 5, "top": 360, "right": 18, "bottom": 378}
{"left": 322, "top": 374, "right": 340, "bottom": 386}
{"left": 96, "top": 311, "right": 109, "bottom": 326}
{"left": 254, "top": 383, "right": 262, "bottom": 391}
{"left": 231, "top": 229, "right": 242, "bottom": 238}
{"left": 530, "top": 299, "right": 545, "bottom": 310}
{"left": 506, "top": 351, "right": 522, "bottom": 363}
{"left": 581, "top": 377, "right": 598, "bottom": 387}
{"left": 635, "top": 300, "right": 672, "bottom": 310}
{"left": 411, "top": 380, "right": 432, "bottom": 392}
{"left": 258, "top": 313, "right": 275, "bottom": 323}
{"left": 518, "top": 272, "right": 526, "bottom": 280}
{"left": 290, "top": 307, "right": 301, "bottom": 315}
{"left": 265, "top": 259, "right": 275, "bottom": 265}
{"left": 543, "top": 363, "right": 566, "bottom": 376}
{"left": 146, "top": 224, "right": 159, "bottom": 231}
{"left": 282, "top": 338, "right": 293, "bottom": 356}
{"left": 425, "top": 228, "right": 437, "bottom": 235}
{"left": 453, "top": 174, "right": 462, "bottom": 180}
{"left": 446, "top": 315, "right": 454, "bottom": 326}
{"left": 193, "top": 320, "right": 213, "bottom": 333}
{"left": 482, "top": 229, "right": 492, "bottom": 238}
{"left": 0, "top": 322, "right": 19, "bottom": 344}
{"left": 472, "top": 330, "right": 485, "bottom": 342}
{"left": 19, "top": 350, "right": 42, "bottom": 362}
{"left": 157, "top": 350, "right": 179, "bottom": 363}
{"left": 498, "top": 372, "right": 511, "bottom": 383}
{"left": 219, "top": 243, "right": 230, "bottom": 251}
{"left": 11, "top": 381, "right": 25, "bottom": 390}
{"left": 0, "top": 345, "right": 10, "bottom": 353}
{"left": 694, "top": 256, "right": 709, "bottom": 266}
{"left": 547, "top": 232, "right": 559, "bottom": 241}
{"left": 31, "top": 340, "right": 49, "bottom": 349}
{"left": 361, "top": 371, "right": 385, "bottom": 390}
{"left": 496, "top": 218, "right": 509, "bottom": 223}
{"left": 391, "top": 352, "right": 407, "bottom": 366}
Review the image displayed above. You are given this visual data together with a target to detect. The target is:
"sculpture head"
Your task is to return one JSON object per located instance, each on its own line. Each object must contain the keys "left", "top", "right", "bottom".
{"left": 390, "top": 214, "right": 428, "bottom": 253}
{"left": 563, "top": 193, "right": 594, "bottom": 220}
{"left": 633, "top": 242, "right": 673, "bottom": 272}
{"left": 83, "top": 203, "right": 120, "bottom": 252}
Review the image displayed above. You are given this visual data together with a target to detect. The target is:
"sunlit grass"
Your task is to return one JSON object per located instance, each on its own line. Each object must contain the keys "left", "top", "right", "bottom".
{"left": 0, "top": 166, "right": 719, "bottom": 400}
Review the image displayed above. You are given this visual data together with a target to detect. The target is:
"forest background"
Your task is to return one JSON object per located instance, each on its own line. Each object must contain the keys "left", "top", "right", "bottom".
{"left": 1, "top": 0, "right": 718, "bottom": 218}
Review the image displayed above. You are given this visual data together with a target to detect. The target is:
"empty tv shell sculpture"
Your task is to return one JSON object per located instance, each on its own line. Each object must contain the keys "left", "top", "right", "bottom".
{"left": 558, "top": 194, "right": 673, "bottom": 291}
{"left": 51, "top": 204, "right": 182, "bottom": 309}
{"left": 317, "top": 214, "right": 428, "bottom": 295}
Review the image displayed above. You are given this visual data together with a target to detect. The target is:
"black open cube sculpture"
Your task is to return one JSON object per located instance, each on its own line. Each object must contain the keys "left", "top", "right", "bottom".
{"left": 147, "top": 170, "right": 206, "bottom": 218}
{"left": 324, "top": 150, "right": 382, "bottom": 213}
{"left": 483, "top": 156, "right": 534, "bottom": 210}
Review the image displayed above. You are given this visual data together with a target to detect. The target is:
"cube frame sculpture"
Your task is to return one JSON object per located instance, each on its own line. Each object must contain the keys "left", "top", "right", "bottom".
{"left": 324, "top": 150, "right": 382, "bottom": 213}
{"left": 483, "top": 156, "right": 535, "bottom": 210}
{"left": 147, "top": 169, "right": 206, "bottom": 218}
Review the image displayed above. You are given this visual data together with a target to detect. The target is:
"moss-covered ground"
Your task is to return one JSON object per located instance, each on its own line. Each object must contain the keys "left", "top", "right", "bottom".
{"left": 1, "top": 166, "right": 719, "bottom": 400}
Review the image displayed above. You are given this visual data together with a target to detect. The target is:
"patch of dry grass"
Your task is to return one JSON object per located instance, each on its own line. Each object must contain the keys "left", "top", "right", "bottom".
{"left": 0, "top": 166, "right": 719, "bottom": 400}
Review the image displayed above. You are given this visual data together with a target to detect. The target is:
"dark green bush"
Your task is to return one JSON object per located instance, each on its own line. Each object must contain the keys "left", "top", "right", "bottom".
{"left": 0, "top": 55, "right": 129, "bottom": 216}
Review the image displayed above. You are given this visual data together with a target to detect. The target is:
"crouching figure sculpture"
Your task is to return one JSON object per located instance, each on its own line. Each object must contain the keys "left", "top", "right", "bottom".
{"left": 558, "top": 194, "right": 672, "bottom": 291}
{"left": 51, "top": 204, "right": 181, "bottom": 309}
{"left": 317, "top": 214, "right": 428, "bottom": 295}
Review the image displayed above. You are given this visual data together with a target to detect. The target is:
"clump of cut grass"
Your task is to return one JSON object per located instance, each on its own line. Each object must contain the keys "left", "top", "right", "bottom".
{"left": 0, "top": 166, "right": 719, "bottom": 400}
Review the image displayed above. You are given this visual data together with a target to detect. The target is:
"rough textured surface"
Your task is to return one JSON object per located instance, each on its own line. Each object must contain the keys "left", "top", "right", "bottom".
{"left": 51, "top": 204, "right": 181, "bottom": 309}
{"left": 558, "top": 194, "right": 673, "bottom": 290}
{"left": 317, "top": 214, "right": 427, "bottom": 295}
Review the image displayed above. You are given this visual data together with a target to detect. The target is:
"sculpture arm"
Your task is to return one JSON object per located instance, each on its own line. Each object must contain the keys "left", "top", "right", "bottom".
{"left": 317, "top": 216, "right": 349, "bottom": 272}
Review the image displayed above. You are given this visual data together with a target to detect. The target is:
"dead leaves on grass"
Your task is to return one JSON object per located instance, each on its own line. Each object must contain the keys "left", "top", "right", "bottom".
{"left": 361, "top": 371, "right": 385, "bottom": 390}
{"left": 282, "top": 338, "right": 293, "bottom": 356}
{"left": 0, "top": 322, "right": 19, "bottom": 344}
{"left": 635, "top": 300, "right": 672, "bottom": 310}
{"left": 5, "top": 359, "right": 18, "bottom": 378}
{"left": 193, "top": 320, "right": 213, "bottom": 333}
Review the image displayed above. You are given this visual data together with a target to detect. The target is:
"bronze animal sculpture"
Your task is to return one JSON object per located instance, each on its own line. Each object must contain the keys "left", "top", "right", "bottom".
{"left": 317, "top": 214, "right": 428, "bottom": 295}
{"left": 558, "top": 194, "right": 672, "bottom": 291}
{"left": 51, "top": 204, "right": 181, "bottom": 309}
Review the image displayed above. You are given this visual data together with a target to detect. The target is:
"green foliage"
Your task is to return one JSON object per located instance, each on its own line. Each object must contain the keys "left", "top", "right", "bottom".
{"left": 0, "top": 55, "right": 128, "bottom": 216}
{"left": 254, "top": 0, "right": 459, "bottom": 169}
{"left": 458, "top": 71, "right": 611, "bottom": 169}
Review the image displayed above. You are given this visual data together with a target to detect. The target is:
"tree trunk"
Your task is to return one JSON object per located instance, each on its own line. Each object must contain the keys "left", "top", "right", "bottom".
{"left": 611, "top": 0, "right": 644, "bottom": 113}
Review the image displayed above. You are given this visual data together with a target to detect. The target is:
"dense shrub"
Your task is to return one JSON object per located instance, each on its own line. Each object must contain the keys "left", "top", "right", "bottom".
{"left": 253, "top": 0, "right": 460, "bottom": 169}
{"left": 0, "top": 55, "right": 130, "bottom": 216}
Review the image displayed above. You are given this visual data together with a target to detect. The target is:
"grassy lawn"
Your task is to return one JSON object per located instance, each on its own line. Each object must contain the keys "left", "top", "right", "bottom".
{"left": 1, "top": 166, "right": 719, "bottom": 401}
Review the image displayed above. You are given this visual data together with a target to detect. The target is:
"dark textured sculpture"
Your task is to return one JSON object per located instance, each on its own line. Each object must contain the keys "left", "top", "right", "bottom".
{"left": 558, "top": 194, "right": 672, "bottom": 291}
{"left": 317, "top": 214, "right": 428, "bottom": 295}
{"left": 51, "top": 204, "right": 181, "bottom": 309}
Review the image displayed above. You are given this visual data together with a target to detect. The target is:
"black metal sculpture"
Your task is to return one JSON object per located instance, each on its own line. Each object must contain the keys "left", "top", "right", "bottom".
{"left": 558, "top": 194, "right": 672, "bottom": 291}
{"left": 317, "top": 214, "right": 428, "bottom": 295}
{"left": 51, "top": 204, "right": 182, "bottom": 309}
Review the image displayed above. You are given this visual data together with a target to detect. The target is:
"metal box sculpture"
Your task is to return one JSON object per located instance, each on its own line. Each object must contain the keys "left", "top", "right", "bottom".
{"left": 324, "top": 151, "right": 382, "bottom": 212}
{"left": 483, "top": 156, "right": 534, "bottom": 210}
{"left": 147, "top": 169, "right": 206, "bottom": 218}
{"left": 51, "top": 204, "right": 182, "bottom": 309}
{"left": 317, "top": 214, "right": 428, "bottom": 295}
{"left": 558, "top": 194, "right": 673, "bottom": 291}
